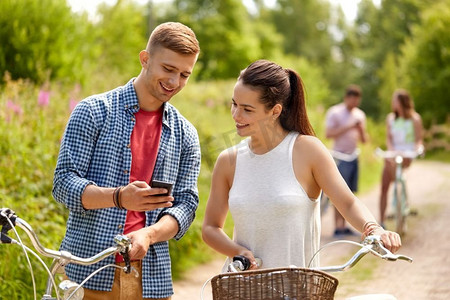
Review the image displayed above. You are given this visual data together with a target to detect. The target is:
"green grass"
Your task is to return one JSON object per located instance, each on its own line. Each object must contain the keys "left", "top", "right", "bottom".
{"left": 424, "top": 149, "right": 450, "bottom": 163}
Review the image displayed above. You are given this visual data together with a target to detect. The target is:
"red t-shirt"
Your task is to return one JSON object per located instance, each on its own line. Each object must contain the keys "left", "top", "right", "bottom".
{"left": 117, "top": 108, "right": 163, "bottom": 262}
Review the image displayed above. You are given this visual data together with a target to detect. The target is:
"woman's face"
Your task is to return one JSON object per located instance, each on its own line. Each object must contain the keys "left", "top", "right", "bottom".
{"left": 231, "top": 81, "right": 275, "bottom": 137}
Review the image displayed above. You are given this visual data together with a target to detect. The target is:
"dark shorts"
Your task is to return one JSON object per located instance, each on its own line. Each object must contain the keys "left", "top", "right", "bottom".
{"left": 336, "top": 158, "right": 358, "bottom": 192}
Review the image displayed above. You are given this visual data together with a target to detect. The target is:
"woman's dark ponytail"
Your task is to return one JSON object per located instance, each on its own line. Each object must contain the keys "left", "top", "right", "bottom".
{"left": 239, "top": 60, "right": 315, "bottom": 136}
{"left": 282, "top": 69, "right": 315, "bottom": 136}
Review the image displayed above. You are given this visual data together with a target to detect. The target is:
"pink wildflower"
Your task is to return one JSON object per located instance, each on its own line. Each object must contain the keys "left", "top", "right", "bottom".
{"left": 38, "top": 89, "right": 50, "bottom": 107}
{"left": 6, "top": 100, "right": 23, "bottom": 115}
{"left": 5, "top": 99, "right": 23, "bottom": 122}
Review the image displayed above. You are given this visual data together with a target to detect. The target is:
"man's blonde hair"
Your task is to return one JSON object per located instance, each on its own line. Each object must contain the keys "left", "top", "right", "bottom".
{"left": 147, "top": 22, "right": 200, "bottom": 55}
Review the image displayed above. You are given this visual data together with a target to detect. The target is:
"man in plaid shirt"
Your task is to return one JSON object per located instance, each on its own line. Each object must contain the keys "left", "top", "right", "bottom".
{"left": 53, "top": 22, "right": 201, "bottom": 299}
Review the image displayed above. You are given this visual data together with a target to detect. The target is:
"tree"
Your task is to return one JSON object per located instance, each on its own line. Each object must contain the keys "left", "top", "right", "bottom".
{"left": 162, "top": 0, "right": 283, "bottom": 80}
{"left": 377, "top": 52, "right": 400, "bottom": 118}
{"left": 268, "top": 0, "right": 333, "bottom": 64}
{"left": 0, "top": 0, "right": 90, "bottom": 84}
{"left": 94, "top": 0, "right": 148, "bottom": 82}
{"left": 341, "top": 0, "right": 434, "bottom": 118}
{"left": 399, "top": 1, "right": 450, "bottom": 125}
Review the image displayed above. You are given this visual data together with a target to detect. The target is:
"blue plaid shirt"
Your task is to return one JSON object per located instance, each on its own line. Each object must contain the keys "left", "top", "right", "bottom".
{"left": 52, "top": 78, "right": 201, "bottom": 298}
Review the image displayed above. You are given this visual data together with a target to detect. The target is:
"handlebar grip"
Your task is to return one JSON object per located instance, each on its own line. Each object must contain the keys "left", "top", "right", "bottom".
{"left": 0, "top": 208, "right": 17, "bottom": 227}
{"left": 232, "top": 255, "right": 251, "bottom": 271}
{"left": 0, "top": 208, "right": 17, "bottom": 244}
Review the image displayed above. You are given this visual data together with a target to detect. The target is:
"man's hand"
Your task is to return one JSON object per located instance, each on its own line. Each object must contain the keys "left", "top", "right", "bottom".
{"left": 126, "top": 228, "right": 153, "bottom": 260}
{"left": 126, "top": 215, "right": 179, "bottom": 260}
{"left": 120, "top": 181, "right": 173, "bottom": 211}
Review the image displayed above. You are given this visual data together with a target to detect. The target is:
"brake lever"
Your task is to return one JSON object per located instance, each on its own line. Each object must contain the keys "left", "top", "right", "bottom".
{"left": 114, "top": 235, "right": 132, "bottom": 274}
{"left": 120, "top": 247, "right": 132, "bottom": 274}
{"left": 364, "top": 235, "right": 413, "bottom": 263}
{"left": 395, "top": 254, "right": 413, "bottom": 263}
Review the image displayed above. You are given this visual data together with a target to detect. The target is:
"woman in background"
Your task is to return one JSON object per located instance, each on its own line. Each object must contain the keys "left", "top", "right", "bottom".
{"left": 379, "top": 89, "right": 423, "bottom": 227}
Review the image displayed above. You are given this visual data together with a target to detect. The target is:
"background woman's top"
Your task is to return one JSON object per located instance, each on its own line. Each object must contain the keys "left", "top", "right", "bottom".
{"left": 228, "top": 131, "right": 320, "bottom": 269}
{"left": 390, "top": 117, "right": 415, "bottom": 151}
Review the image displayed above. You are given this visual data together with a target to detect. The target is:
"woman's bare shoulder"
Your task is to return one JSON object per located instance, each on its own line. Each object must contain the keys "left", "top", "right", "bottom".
{"left": 214, "top": 146, "right": 238, "bottom": 172}
{"left": 294, "top": 134, "right": 328, "bottom": 155}
{"left": 411, "top": 111, "right": 422, "bottom": 122}
{"left": 386, "top": 112, "right": 396, "bottom": 121}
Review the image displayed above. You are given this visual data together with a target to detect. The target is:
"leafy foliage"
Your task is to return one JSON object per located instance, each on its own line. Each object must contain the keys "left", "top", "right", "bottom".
{"left": 0, "top": 0, "right": 91, "bottom": 84}
{"left": 399, "top": 1, "right": 450, "bottom": 125}
{"left": 269, "top": 0, "right": 333, "bottom": 64}
{"left": 340, "top": 0, "right": 435, "bottom": 118}
{"left": 93, "top": 0, "right": 148, "bottom": 81}
{"left": 163, "top": 0, "right": 283, "bottom": 80}
{"left": 0, "top": 76, "right": 71, "bottom": 297}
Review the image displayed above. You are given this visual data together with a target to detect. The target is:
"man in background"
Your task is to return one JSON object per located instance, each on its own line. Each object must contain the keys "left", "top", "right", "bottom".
{"left": 325, "top": 84, "right": 369, "bottom": 236}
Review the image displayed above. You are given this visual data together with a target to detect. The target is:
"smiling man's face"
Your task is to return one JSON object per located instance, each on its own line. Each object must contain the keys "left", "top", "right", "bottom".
{"left": 137, "top": 47, "right": 198, "bottom": 110}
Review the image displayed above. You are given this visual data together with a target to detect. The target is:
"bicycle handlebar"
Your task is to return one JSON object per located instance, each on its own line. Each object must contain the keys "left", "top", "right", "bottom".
{"left": 375, "top": 146, "right": 424, "bottom": 160}
{"left": 225, "top": 235, "right": 412, "bottom": 273}
{"left": 0, "top": 208, "right": 131, "bottom": 266}
{"left": 314, "top": 235, "right": 412, "bottom": 273}
{"left": 1, "top": 207, "right": 135, "bottom": 299}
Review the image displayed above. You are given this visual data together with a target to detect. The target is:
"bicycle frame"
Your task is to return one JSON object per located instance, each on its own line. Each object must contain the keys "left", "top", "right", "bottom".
{"left": 0, "top": 208, "right": 134, "bottom": 300}
{"left": 393, "top": 156, "right": 408, "bottom": 234}
{"left": 375, "top": 147, "right": 423, "bottom": 235}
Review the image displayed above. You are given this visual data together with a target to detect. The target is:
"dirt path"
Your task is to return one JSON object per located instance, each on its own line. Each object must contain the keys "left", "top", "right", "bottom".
{"left": 172, "top": 161, "right": 450, "bottom": 300}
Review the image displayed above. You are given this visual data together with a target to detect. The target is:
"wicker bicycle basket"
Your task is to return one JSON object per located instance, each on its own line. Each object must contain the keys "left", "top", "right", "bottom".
{"left": 211, "top": 267, "right": 339, "bottom": 300}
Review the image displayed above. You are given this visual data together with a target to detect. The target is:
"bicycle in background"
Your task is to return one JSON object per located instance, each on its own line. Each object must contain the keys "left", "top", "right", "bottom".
{"left": 375, "top": 146, "right": 424, "bottom": 236}
{"left": 0, "top": 208, "right": 136, "bottom": 300}
{"left": 204, "top": 235, "right": 412, "bottom": 300}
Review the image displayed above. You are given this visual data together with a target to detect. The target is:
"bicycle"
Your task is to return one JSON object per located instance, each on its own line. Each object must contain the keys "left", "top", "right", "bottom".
{"left": 0, "top": 207, "right": 136, "bottom": 300}
{"left": 375, "top": 146, "right": 424, "bottom": 236}
{"left": 203, "top": 235, "right": 413, "bottom": 299}
{"left": 320, "top": 149, "right": 361, "bottom": 216}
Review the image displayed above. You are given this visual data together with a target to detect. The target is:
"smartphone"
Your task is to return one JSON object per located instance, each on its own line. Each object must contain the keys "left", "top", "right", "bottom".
{"left": 150, "top": 179, "right": 173, "bottom": 196}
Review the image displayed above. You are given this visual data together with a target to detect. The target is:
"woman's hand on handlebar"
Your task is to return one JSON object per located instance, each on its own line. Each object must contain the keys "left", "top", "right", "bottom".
{"left": 237, "top": 248, "right": 259, "bottom": 270}
{"left": 373, "top": 227, "right": 402, "bottom": 253}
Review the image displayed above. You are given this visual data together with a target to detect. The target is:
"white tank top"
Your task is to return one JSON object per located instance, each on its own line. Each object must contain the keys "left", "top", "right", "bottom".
{"left": 390, "top": 117, "right": 415, "bottom": 151}
{"left": 227, "top": 131, "right": 320, "bottom": 269}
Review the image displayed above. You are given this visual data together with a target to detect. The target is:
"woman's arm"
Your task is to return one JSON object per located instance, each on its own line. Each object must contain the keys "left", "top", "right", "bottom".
{"left": 413, "top": 112, "right": 424, "bottom": 149}
{"left": 307, "top": 138, "right": 374, "bottom": 229}
{"left": 386, "top": 113, "right": 395, "bottom": 150}
{"left": 305, "top": 137, "right": 401, "bottom": 252}
{"left": 202, "top": 149, "right": 256, "bottom": 262}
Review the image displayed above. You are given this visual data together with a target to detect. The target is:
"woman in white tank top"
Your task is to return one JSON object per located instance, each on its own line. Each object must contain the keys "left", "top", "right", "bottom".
{"left": 379, "top": 89, "right": 424, "bottom": 225}
{"left": 202, "top": 60, "right": 402, "bottom": 271}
